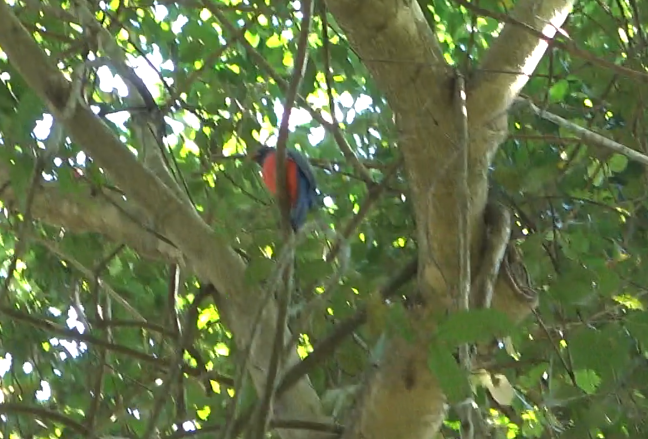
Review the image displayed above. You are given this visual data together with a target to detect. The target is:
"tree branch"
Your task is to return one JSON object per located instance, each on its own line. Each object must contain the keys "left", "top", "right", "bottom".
{"left": 0, "top": 164, "right": 182, "bottom": 264}
{"left": 456, "top": 0, "right": 648, "bottom": 83}
{"left": 253, "top": 2, "right": 315, "bottom": 437}
{"left": 319, "top": 1, "right": 574, "bottom": 438}
{"left": 0, "top": 5, "right": 331, "bottom": 439}
{"left": 467, "top": 0, "right": 577, "bottom": 135}
{"left": 518, "top": 98, "right": 648, "bottom": 167}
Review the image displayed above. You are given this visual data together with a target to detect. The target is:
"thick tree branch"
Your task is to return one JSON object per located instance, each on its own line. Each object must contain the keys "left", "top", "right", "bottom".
{"left": 323, "top": 0, "right": 457, "bottom": 306}
{"left": 468, "top": 0, "right": 577, "bottom": 140}
{"left": 0, "top": 6, "right": 331, "bottom": 439}
{"left": 324, "top": 0, "right": 450, "bottom": 114}
{"left": 456, "top": 0, "right": 648, "bottom": 83}
{"left": 0, "top": 164, "right": 181, "bottom": 264}
{"left": 321, "top": 1, "right": 571, "bottom": 438}
{"left": 319, "top": 2, "right": 463, "bottom": 439}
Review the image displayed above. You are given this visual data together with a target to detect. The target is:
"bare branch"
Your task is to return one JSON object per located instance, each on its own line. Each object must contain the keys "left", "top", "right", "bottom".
{"left": 518, "top": 98, "right": 648, "bottom": 167}
{"left": 454, "top": 72, "right": 475, "bottom": 439}
{"left": 274, "top": 0, "right": 312, "bottom": 237}
{"left": 455, "top": 72, "right": 470, "bottom": 314}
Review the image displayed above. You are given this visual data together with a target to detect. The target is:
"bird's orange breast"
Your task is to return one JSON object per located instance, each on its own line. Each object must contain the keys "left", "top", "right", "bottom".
{"left": 261, "top": 152, "right": 299, "bottom": 205}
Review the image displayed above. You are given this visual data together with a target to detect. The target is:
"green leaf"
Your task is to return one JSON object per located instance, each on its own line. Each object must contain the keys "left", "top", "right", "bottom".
{"left": 297, "top": 259, "right": 333, "bottom": 285}
{"left": 12, "top": 89, "right": 43, "bottom": 144}
{"left": 550, "top": 262, "right": 595, "bottom": 305}
{"left": 244, "top": 257, "right": 275, "bottom": 286}
{"left": 427, "top": 342, "right": 470, "bottom": 403}
{"left": 608, "top": 154, "right": 628, "bottom": 173}
{"left": 435, "top": 309, "right": 513, "bottom": 347}
{"left": 574, "top": 369, "right": 601, "bottom": 395}
{"left": 476, "top": 16, "right": 499, "bottom": 33}
{"left": 386, "top": 302, "right": 415, "bottom": 342}
{"left": 596, "top": 268, "right": 620, "bottom": 296}
{"left": 625, "top": 310, "right": 648, "bottom": 347}
{"left": 549, "top": 79, "right": 570, "bottom": 102}
{"left": 568, "top": 327, "right": 629, "bottom": 381}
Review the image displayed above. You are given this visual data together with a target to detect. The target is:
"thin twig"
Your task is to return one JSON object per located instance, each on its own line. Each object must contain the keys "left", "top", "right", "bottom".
{"left": 453, "top": 0, "right": 648, "bottom": 83}
{"left": 277, "top": 257, "right": 418, "bottom": 396}
{"left": 320, "top": 3, "right": 374, "bottom": 185}
{"left": 207, "top": 4, "right": 375, "bottom": 185}
{"left": 273, "top": 0, "right": 312, "bottom": 237}
{"left": 165, "top": 14, "right": 258, "bottom": 107}
{"left": 84, "top": 245, "right": 124, "bottom": 432}
{"left": 251, "top": 0, "right": 316, "bottom": 419}
{"left": 142, "top": 286, "right": 208, "bottom": 439}
{"left": 456, "top": 71, "right": 471, "bottom": 314}
{"left": 517, "top": 98, "right": 648, "bottom": 167}
{"left": 326, "top": 157, "right": 403, "bottom": 262}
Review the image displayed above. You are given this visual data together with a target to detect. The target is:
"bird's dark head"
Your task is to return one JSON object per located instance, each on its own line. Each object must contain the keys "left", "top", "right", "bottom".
{"left": 251, "top": 146, "right": 275, "bottom": 165}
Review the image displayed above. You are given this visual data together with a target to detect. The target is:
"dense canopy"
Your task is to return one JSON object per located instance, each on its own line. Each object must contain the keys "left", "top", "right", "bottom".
{"left": 1, "top": 0, "right": 648, "bottom": 438}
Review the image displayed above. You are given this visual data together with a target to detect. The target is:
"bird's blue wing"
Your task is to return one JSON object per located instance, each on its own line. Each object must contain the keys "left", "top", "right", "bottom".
{"left": 290, "top": 170, "right": 316, "bottom": 231}
{"left": 285, "top": 149, "right": 323, "bottom": 231}
{"left": 288, "top": 150, "right": 317, "bottom": 190}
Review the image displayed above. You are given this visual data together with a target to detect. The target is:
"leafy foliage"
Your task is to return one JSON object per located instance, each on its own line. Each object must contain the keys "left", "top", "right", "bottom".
{"left": 0, "top": 0, "right": 647, "bottom": 438}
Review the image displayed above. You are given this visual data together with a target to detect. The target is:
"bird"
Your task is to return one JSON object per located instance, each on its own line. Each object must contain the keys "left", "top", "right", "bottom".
{"left": 251, "top": 146, "right": 319, "bottom": 231}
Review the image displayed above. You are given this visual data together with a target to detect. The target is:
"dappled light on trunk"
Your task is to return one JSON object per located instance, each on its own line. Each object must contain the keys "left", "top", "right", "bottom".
{"left": 0, "top": 0, "right": 647, "bottom": 438}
